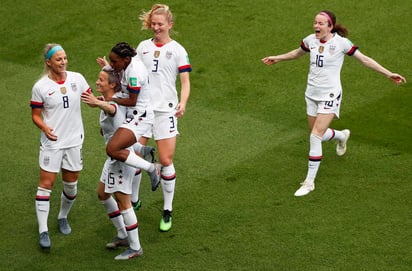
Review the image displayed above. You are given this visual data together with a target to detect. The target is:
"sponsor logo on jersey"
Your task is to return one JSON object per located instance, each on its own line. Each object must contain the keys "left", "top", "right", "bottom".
{"left": 154, "top": 50, "right": 160, "bottom": 58}
{"left": 143, "top": 51, "right": 150, "bottom": 54}
{"left": 48, "top": 91, "right": 55, "bottom": 96}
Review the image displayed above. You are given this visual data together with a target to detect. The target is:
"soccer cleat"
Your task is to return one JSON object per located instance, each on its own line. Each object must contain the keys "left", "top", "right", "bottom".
{"left": 148, "top": 162, "right": 161, "bottom": 191}
{"left": 159, "top": 210, "right": 172, "bottom": 232}
{"left": 39, "top": 231, "right": 51, "bottom": 249}
{"left": 132, "top": 199, "right": 142, "bottom": 211}
{"left": 336, "top": 129, "right": 350, "bottom": 156}
{"left": 141, "top": 146, "right": 156, "bottom": 163}
{"left": 294, "top": 180, "right": 315, "bottom": 197}
{"left": 58, "top": 218, "right": 71, "bottom": 235}
{"left": 106, "top": 237, "right": 129, "bottom": 250}
{"left": 114, "top": 247, "right": 143, "bottom": 260}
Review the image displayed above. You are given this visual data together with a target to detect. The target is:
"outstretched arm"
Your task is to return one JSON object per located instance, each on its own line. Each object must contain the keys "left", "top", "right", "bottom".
{"left": 261, "top": 47, "right": 306, "bottom": 65}
{"left": 352, "top": 50, "right": 406, "bottom": 85}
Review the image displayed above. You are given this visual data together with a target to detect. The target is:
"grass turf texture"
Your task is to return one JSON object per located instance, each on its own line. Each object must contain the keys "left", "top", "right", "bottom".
{"left": 1, "top": 0, "right": 411, "bottom": 270}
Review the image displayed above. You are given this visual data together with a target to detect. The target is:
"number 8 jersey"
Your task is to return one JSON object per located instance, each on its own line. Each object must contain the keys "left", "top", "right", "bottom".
{"left": 30, "top": 71, "right": 91, "bottom": 148}
{"left": 301, "top": 33, "right": 358, "bottom": 101}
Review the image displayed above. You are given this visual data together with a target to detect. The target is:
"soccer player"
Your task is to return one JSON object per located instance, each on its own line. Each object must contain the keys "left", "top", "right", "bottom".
{"left": 262, "top": 10, "right": 406, "bottom": 197}
{"left": 133, "top": 3, "right": 192, "bottom": 231}
{"left": 31, "top": 44, "right": 92, "bottom": 249}
{"left": 97, "top": 42, "right": 161, "bottom": 202}
{"left": 81, "top": 66, "right": 143, "bottom": 260}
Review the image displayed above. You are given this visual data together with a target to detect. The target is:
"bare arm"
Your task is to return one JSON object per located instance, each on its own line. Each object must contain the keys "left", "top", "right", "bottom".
{"left": 352, "top": 50, "right": 406, "bottom": 85}
{"left": 31, "top": 108, "right": 58, "bottom": 141}
{"left": 111, "top": 92, "right": 138, "bottom": 107}
{"left": 175, "top": 72, "right": 190, "bottom": 118}
{"left": 81, "top": 92, "right": 116, "bottom": 115}
{"left": 261, "top": 47, "right": 306, "bottom": 65}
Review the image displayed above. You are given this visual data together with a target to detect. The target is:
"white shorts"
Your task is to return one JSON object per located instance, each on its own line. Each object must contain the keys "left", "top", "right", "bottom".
{"left": 305, "top": 94, "right": 342, "bottom": 119}
{"left": 99, "top": 157, "right": 135, "bottom": 194}
{"left": 143, "top": 111, "right": 179, "bottom": 140}
{"left": 39, "top": 145, "right": 83, "bottom": 173}
{"left": 120, "top": 110, "right": 154, "bottom": 142}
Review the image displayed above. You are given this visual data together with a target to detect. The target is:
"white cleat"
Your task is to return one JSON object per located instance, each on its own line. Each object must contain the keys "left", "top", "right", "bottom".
{"left": 294, "top": 180, "right": 315, "bottom": 197}
{"left": 336, "top": 129, "right": 350, "bottom": 156}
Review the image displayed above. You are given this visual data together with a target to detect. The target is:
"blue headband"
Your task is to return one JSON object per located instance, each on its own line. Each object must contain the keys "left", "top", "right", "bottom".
{"left": 45, "top": 45, "right": 64, "bottom": 60}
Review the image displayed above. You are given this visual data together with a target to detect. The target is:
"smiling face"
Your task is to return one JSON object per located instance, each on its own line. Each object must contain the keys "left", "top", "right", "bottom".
{"left": 46, "top": 50, "right": 67, "bottom": 75}
{"left": 151, "top": 13, "right": 173, "bottom": 43}
{"left": 313, "top": 14, "right": 333, "bottom": 40}
{"left": 95, "top": 71, "right": 111, "bottom": 94}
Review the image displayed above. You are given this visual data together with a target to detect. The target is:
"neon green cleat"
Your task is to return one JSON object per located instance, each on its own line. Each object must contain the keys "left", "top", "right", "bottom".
{"left": 159, "top": 210, "right": 172, "bottom": 232}
{"left": 132, "top": 199, "right": 142, "bottom": 211}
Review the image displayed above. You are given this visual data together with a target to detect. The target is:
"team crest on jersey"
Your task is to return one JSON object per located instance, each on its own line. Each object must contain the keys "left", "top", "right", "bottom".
{"left": 318, "top": 46, "right": 324, "bottom": 53}
{"left": 71, "top": 83, "right": 78, "bottom": 92}
{"left": 329, "top": 45, "right": 336, "bottom": 55}
{"left": 154, "top": 51, "right": 160, "bottom": 58}
{"left": 60, "top": 87, "right": 67, "bottom": 94}
{"left": 166, "top": 51, "right": 172, "bottom": 59}
{"left": 44, "top": 156, "right": 50, "bottom": 166}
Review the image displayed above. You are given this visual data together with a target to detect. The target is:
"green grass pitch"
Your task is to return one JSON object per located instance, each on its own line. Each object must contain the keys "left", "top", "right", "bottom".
{"left": 0, "top": 0, "right": 411, "bottom": 270}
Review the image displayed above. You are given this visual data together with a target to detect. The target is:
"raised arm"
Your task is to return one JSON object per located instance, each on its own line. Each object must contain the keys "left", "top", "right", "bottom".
{"left": 261, "top": 47, "right": 306, "bottom": 65}
{"left": 352, "top": 50, "right": 406, "bottom": 85}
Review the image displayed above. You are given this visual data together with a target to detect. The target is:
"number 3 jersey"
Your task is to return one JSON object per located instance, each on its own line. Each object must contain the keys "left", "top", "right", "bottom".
{"left": 136, "top": 39, "right": 192, "bottom": 113}
{"left": 301, "top": 33, "right": 358, "bottom": 101}
{"left": 30, "top": 71, "right": 91, "bottom": 149}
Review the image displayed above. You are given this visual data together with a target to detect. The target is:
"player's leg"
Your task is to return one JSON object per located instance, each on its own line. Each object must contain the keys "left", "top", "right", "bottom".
{"left": 98, "top": 182, "right": 128, "bottom": 249}
{"left": 156, "top": 137, "right": 176, "bottom": 232}
{"left": 114, "top": 192, "right": 143, "bottom": 260}
{"left": 295, "top": 112, "right": 334, "bottom": 196}
{"left": 36, "top": 169, "right": 56, "bottom": 249}
{"left": 58, "top": 146, "right": 82, "bottom": 235}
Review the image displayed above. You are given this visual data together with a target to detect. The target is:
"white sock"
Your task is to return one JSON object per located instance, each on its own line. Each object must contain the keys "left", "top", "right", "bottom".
{"left": 125, "top": 152, "right": 153, "bottom": 172}
{"left": 161, "top": 164, "right": 176, "bottom": 211}
{"left": 323, "top": 128, "right": 347, "bottom": 142}
{"left": 58, "top": 181, "right": 77, "bottom": 219}
{"left": 101, "top": 197, "right": 127, "bottom": 239}
{"left": 132, "top": 142, "right": 144, "bottom": 154}
{"left": 122, "top": 208, "right": 141, "bottom": 251}
{"left": 131, "top": 170, "right": 142, "bottom": 204}
{"left": 35, "top": 187, "right": 51, "bottom": 234}
{"left": 305, "top": 134, "right": 322, "bottom": 182}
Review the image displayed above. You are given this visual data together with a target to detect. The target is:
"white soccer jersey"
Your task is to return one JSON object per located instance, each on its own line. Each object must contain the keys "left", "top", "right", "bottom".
{"left": 118, "top": 57, "right": 151, "bottom": 117}
{"left": 301, "top": 33, "right": 358, "bottom": 101}
{"left": 98, "top": 99, "right": 135, "bottom": 194}
{"left": 30, "top": 71, "right": 91, "bottom": 149}
{"left": 99, "top": 100, "right": 127, "bottom": 144}
{"left": 136, "top": 39, "right": 192, "bottom": 112}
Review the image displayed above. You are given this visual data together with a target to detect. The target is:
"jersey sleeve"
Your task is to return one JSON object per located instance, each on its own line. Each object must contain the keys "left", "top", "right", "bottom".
{"left": 300, "top": 34, "right": 313, "bottom": 52}
{"left": 77, "top": 73, "right": 92, "bottom": 94}
{"left": 343, "top": 38, "right": 359, "bottom": 56}
{"left": 176, "top": 45, "right": 192, "bottom": 73}
{"left": 30, "top": 82, "right": 44, "bottom": 108}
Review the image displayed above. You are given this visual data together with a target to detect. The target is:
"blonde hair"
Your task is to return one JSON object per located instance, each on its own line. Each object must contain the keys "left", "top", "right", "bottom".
{"left": 42, "top": 43, "right": 64, "bottom": 76}
{"left": 139, "top": 4, "right": 174, "bottom": 30}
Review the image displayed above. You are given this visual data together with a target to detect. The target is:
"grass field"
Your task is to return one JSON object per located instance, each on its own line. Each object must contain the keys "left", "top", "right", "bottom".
{"left": 1, "top": 0, "right": 411, "bottom": 270}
